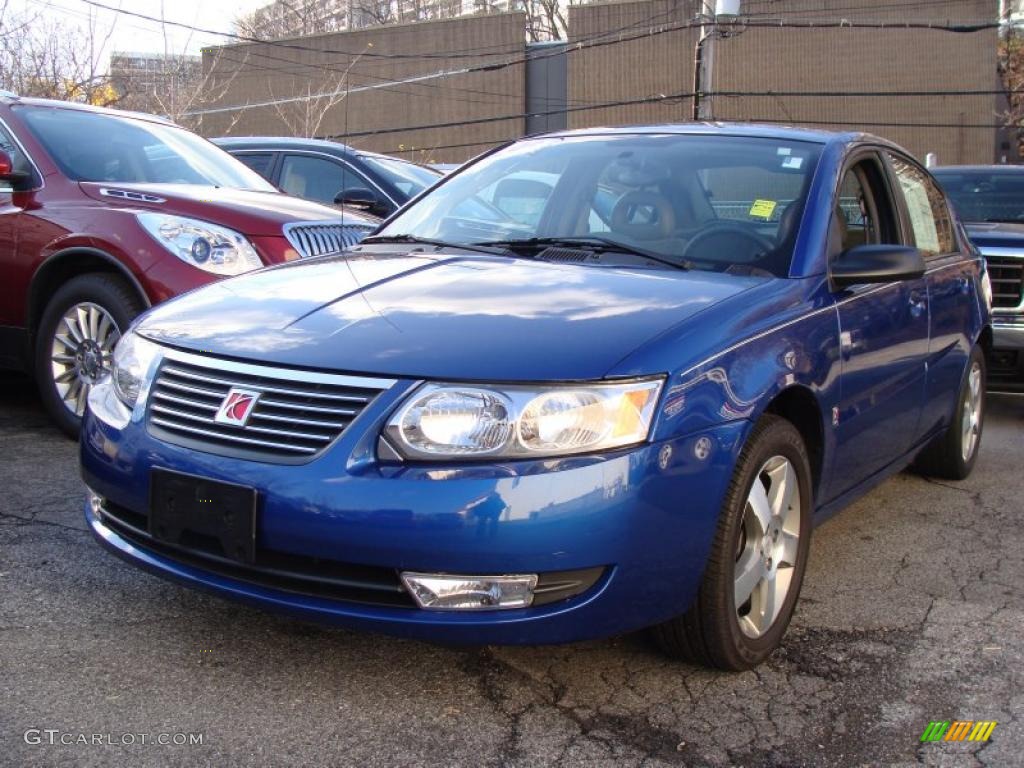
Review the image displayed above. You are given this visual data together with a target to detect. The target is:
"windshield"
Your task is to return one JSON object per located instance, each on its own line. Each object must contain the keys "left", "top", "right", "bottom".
{"left": 374, "top": 134, "right": 822, "bottom": 277}
{"left": 359, "top": 154, "right": 440, "bottom": 198}
{"left": 16, "top": 105, "right": 276, "bottom": 191}
{"left": 932, "top": 169, "right": 1024, "bottom": 223}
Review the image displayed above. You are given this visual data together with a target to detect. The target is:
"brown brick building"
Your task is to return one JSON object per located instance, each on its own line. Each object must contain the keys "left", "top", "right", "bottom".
{"left": 198, "top": 0, "right": 999, "bottom": 164}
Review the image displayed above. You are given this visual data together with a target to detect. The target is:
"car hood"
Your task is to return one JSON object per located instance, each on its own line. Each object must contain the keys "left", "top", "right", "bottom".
{"left": 963, "top": 221, "right": 1024, "bottom": 252}
{"left": 135, "top": 251, "right": 763, "bottom": 381}
{"left": 78, "top": 182, "right": 380, "bottom": 236}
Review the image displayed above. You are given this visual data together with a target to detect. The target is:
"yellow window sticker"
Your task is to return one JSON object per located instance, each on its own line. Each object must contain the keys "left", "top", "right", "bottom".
{"left": 749, "top": 199, "right": 776, "bottom": 219}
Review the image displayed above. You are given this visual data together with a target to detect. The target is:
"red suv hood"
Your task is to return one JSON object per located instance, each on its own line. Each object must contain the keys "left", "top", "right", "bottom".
{"left": 78, "top": 183, "right": 380, "bottom": 237}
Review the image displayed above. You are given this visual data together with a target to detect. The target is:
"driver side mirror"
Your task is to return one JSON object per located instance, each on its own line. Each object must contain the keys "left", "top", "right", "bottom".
{"left": 830, "top": 244, "right": 925, "bottom": 288}
{"left": 335, "top": 187, "right": 386, "bottom": 215}
{"left": 0, "top": 150, "right": 31, "bottom": 191}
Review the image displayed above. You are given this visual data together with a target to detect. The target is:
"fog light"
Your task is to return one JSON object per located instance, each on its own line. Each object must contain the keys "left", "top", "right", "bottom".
{"left": 400, "top": 572, "right": 538, "bottom": 610}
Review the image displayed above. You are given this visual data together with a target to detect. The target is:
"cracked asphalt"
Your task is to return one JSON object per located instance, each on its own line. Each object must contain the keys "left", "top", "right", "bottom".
{"left": 0, "top": 373, "right": 1021, "bottom": 768}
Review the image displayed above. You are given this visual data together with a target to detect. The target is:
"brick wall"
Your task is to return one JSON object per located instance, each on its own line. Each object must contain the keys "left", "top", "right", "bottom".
{"left": 197, "top": 0, "right": 999, "bottom": 165}
{"left": 198, "top": 12, "right": 526, "bottom": 164}
{"left": 568, "top": 0, "right": 998, "bottom": 164}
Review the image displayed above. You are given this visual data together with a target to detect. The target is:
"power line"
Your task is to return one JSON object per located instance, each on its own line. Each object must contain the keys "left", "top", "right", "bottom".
{"left": 184, "top": 17, "right": 1001, "bottom": 117}
{"left": 314, "top": 87, "right": 1016, "bottom": 141}
{"left": 80, "top": 0, "right": 999, "bottom": 69}
{"left": 209, "top": 44, "right": 603, "bottom": 111}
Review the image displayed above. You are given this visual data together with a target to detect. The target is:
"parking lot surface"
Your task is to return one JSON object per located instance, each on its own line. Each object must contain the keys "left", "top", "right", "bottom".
{"left": 1, "top": 374, "right": 1021, "bottom": 767}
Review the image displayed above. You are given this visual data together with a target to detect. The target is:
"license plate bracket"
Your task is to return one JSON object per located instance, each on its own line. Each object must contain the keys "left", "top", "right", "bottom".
{"left": 149, "top": 469, "right": 258, "bottom": 564}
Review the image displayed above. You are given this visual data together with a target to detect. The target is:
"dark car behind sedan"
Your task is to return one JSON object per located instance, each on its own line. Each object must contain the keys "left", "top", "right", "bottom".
{"left": 932, "top": 165, "right": 1024, "bottom": 391}
{"left": 214, "top": 137, "right": 441, "bottom": 218}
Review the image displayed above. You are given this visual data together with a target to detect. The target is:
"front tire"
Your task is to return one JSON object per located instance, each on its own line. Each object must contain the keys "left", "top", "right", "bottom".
{"left": 914, "top": 345, "right": 986, "bottom": 481}
{"left": 35, "top": 273, "right": 144, "bottom": 438}
{"left": 652, "top": 415, "right": 813, "bottom": 670}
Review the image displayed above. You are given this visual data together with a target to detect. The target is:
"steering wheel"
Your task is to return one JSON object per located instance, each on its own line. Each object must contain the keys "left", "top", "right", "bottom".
{"left": 680, "top": 221, "right": 776, "bottom": 265}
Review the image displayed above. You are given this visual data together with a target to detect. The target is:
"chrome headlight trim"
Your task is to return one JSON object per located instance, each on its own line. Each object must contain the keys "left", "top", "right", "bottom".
{"left": 384, "top": 377, "right": 664, "bottom": 461}
{"left": 137, "top": 212, "right": 262, "bottom": 276}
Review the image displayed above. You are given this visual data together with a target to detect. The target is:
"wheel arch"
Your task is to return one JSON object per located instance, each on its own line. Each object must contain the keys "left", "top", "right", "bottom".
{"left": 27, "top": 247, "right": 151, "bottom": 341}
{"left": 977, "top": 324, "right": 993, "bottom": 356}
{"left": 761, "top": 385, "right": 826, "bottom": 503}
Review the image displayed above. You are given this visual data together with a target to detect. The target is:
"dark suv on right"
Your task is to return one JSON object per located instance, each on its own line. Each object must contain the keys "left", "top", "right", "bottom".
{"left": 933, "top": 165, "right": 1024, "bottom": 391}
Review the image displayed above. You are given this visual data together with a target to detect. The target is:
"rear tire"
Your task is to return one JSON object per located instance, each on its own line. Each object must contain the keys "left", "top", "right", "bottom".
{"left": 652, "top": 415, "right": 813, "bottom": 670}
{"left": 914, "top": 345, "right": 985, "bottom": 481}
{"left": 34, "top": 273, "right": 144, "bottom": 439}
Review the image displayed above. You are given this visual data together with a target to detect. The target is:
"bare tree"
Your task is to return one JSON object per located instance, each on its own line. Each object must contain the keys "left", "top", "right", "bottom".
{"left": 265, "top": 50, "right": 366, "bottom": 137}
{"left": 0, "top": 2, "right": 120, "bottom": 105}
{"left": 236, "top": 0, "right": 349, "bottom": 40}
{"left": 350, "top": 0, "right": 397, "bottom": 28}
{"left": 110, "top": 8, "right": 250, "bottom": 134}
{"left": 999, "top": 28, "right": 1024, "bottom": 159}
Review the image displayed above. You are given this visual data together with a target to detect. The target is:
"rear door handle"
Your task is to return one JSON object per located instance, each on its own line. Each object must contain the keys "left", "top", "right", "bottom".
{"left": 908, "top": 290, "right": 927, "bottom": 318}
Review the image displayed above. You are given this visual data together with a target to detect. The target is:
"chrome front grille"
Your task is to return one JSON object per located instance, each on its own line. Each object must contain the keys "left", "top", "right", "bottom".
{"left": 985, "top": 256, "right": 1024, "bottom": 309}
{"left": 284, "top": 220, "right": 375, "bottom": 259}
{"left": 147, "top": 352, "right": 395, "bottom": 461}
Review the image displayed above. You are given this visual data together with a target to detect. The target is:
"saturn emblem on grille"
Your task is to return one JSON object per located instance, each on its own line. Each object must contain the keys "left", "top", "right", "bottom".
{"left": 214, "top": 388, "right": 260, "bottom": 427}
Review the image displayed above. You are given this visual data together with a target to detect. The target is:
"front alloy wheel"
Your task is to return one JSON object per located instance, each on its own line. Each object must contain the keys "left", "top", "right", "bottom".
{"left": 49, "top": 302, "right": 121, "bottom": 417}
{"left": 652, "top": 414, "right": 812, "bottom": 670}
{"left": 35, "top": 273, "right": 144, "bottom": 438}
{"left": 734, "top": 455, "right": 801, "bottom": 639}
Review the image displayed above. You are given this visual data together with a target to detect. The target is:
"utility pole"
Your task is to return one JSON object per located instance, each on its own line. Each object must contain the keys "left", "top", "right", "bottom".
{"left": 692, "top": 0, "right": 716, "bottom": 121}
{"left": 692, "top": 0, "right": 740, "bottom": 122}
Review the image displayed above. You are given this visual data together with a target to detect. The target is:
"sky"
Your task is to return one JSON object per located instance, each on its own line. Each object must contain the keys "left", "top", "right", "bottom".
{"left": 14, "top": 0, "right": 270, "bottom": 56}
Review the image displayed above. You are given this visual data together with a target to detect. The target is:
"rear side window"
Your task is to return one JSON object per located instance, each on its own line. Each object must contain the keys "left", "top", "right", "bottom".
{"left": 888, "top": 153, "right": 955, "bottom": 257}
{"left": 279, "top": 154, "right": 371, "bottom": 205}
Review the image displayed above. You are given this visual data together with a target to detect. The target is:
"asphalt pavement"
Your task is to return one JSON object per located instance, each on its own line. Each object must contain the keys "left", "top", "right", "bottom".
{"left": 1, "top": 373, "right": 1021, "bottom": 767}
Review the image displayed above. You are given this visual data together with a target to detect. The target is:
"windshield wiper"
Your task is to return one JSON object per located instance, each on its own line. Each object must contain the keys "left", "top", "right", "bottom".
{"left": 475, "top": 236, "right": 693, "bottom": 271}
{"left": 981, "top": 217, "right": 1024, "bottom": 224}
{"left": 359, "top": 234, "right": 508, "bottom": 255}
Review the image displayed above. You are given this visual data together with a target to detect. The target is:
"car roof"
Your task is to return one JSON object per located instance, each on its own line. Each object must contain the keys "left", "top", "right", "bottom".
{"left": 213, "top": 136, "right": 358, "bottom": 155}
{"left": 533, "top": 121, "right": 896, "bottom": 149}
{"left": 4, "top": 95, "right": 175, "bottom": 126}
{"left": 931, "top": 165, "right": 1024, "bottom": 173}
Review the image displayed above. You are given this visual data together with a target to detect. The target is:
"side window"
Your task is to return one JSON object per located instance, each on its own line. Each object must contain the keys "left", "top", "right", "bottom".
{"left": 233, "top": 153, "right": 274, "bottom": 181}
{"left": 0, "top": 122, "right": 31, "bottom": 192}
{"left": 831, "top": 157, "right": 899, "bottom": 257}
{"left": 887, "top": 153, "right": 955, "bottom": 257}
{"left": 279, "top": 155, "right": 373, "bottom": 205}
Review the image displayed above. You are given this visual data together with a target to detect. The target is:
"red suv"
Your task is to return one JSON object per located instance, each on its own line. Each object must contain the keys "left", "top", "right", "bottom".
{"left": 0, "top": 94, "right": 378, "bottom": 435}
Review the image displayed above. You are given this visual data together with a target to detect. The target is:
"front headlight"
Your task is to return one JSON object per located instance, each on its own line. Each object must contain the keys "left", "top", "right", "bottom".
{"left": 111, "top": 331, "right": 160, "bottom": 408}
{"left": 385, "top": 378, "right": 663, "bottom": 460}
{"left": 137, "top": 213, "right": 262, "bottom": 276}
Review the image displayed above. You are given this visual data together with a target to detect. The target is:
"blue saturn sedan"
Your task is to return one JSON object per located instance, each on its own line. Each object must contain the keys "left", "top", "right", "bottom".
{"left": 81, "top": 124, "right": 991, "bottom": 670}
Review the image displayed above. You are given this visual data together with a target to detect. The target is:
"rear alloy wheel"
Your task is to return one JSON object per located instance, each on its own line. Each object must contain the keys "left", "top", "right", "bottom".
{"left": 914, "top": 345, "right": 986, "bottom": 480}
{"left": 652, "top": 415, "right": 812, "bottom": 670}
{"left": 35, "top": 274, "right": 144, "bottom": 438}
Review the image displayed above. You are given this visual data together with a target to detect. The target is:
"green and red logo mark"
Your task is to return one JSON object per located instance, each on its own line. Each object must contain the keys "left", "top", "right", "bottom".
{"left": 920, "top": 721, "right": 997, "bottom": 743}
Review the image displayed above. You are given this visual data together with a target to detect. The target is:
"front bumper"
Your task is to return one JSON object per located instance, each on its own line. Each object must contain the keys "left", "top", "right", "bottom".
{"left": 81, "top": 377, "right": 747, "bottom": 645}
{"left": 990, "top": 316, "right": 1024, "bottom": 392}
{"left": 993, "top": 316, "right": 1024, "bottom": 351}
